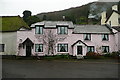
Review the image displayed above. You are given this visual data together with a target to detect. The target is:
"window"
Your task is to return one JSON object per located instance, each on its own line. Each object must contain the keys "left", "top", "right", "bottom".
{"left": 35, "top": 25, "right": 43, "bottom": 34}
{"left": 58, "top": 44, "right": 68, "bottom": 52}
{"left": 87, "top": 46, "right": 94, "bottom": 52}
{"left": 102, "top": 34, "right": 109, "bottom": 41}
{"left": 109, "top": 21, "right": 111, "bottom": 25}
{"left": 58, "top": 26, "right": 68, "bottom": 34}
{"left": 102, "top": 46, "right": 109, "bottom": 53}
{"left": 0, "top": 44, "right": 5, "bottom": 52}
{"left": 35, "top": 44, "right": 43, "bottom": 52}
{"left": 84, "top": 34, "right": 91, "bottom": 40}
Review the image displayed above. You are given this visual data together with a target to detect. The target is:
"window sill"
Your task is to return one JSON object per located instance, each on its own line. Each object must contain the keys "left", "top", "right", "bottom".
{"left": 57, "top": 34, "right": 68, "bottom": 35}
{"left": 57, "top": 52, "right": 69, "bottom": 55}
{"left": 84, "top": 40, "right": 91, "bottom": 41}
{"left": 57, "top": 52, "right": 68, "bottom": 53}
{"left": 102, "top": 40, "right": 109, "bottom": 41}
{"left": 35, "top": 52, "right": 44, "bottom": 53}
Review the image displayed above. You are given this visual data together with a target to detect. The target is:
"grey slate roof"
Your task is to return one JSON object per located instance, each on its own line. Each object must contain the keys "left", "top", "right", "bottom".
{"left": 112, "top": 26, "right": 120, "bottom": 32}
{"left": 31, "top": 21, "right": 74, "bottom": 28}
{"left": 73, "top": 25, "right": 112, "bottom": 34}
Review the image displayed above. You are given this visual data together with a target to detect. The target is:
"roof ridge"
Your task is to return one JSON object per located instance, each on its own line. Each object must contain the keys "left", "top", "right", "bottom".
{"left": 0, "top": 15, "right": 20, "bottom": 17}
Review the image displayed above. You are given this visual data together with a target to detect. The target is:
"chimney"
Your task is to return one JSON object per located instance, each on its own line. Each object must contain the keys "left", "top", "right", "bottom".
{"left": 63, "top": 16, "right": 65, "bottom": 21}
{"left": 101, "top": 11, "right": 107, "bottom": 25}
{"left": 112, "top": 5, "right": 118, "bottom": 11}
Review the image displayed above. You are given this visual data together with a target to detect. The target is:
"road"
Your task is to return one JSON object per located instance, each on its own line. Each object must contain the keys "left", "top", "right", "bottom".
{"left": 2, "top": 59, "right": 119, "bottom": 78}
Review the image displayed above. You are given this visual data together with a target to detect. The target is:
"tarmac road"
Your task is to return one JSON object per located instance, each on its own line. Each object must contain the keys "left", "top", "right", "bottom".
{"left": 2, "top": 59, "right": 119, "bottom": 78}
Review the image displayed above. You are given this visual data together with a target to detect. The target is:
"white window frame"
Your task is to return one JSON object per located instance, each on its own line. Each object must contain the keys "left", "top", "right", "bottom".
{"left": 84, "top": 34, "right": 91, "bottom": 40}
{"left": 102, "top": 46, "right": 109, "bottom": 53}
{"left": 102, "top": 34, "right": 109, "bottom": 41}
{"left": 35, "top": 25, "right": 43, "bottom": 34}
{"left": 87, "top": 46, "right": 94, "bottom": 52}
{"left": 58, "top": 26, "right": 68, "bottom": 34}
{"left": 57, "top": 44, "right": 68, "bottom": 52}
{"left": 35, "top": 44, "right": 43, "bottom": 52}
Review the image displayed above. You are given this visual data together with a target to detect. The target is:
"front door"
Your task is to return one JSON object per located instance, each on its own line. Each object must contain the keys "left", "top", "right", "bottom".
{"left": 77, "top": 46, "right": 82, "bottom": 55}
{"left": 26, "top": 46, "right": 31, "bottom": 56}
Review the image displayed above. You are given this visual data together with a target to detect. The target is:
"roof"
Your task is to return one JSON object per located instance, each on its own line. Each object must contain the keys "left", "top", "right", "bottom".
{"left": 73, "top": 25, "right": 112, "bottom": 34}
{"left": 112, "top": 26, "right": 120, "bottom": 32}
{"left": 72, "top": 40, "right": 87, "bottom": 47}
{"left": 31, "top": 21, "right": 74, "bottom": 28}
{"left": 22, "top": 38, "right": 34, "bottom": 45}
{"left": 105, "top": 10, "right": 120, "bottom": 23}
{"left": 0, "top": 16, "right": 30, "bottom": 32}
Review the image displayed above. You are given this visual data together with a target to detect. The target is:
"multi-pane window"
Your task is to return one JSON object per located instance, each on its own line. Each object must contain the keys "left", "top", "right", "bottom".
{"left": 35, "top": 44, "right": 43, "bottom": 52}
{"left": 58, "top": 44, "right": 68, "bottom": 52}
{"left": 58, "top": 27, "right": 68, "bottom": 34}
{"left": 102, "top": 34, "right": 109, "bottom": 41}
{"left": 0, "top": 44, "right": 5, "bottom": 52}
{"left": 35, "top": 25, "right": 43, "bottom": 34}
{"left": 84, "top": 34, "right": 91, "bottom": 40}
{"left": 87, "top": 46, "right": 94, "bottom": 52}
{"left": 102, "top": 46, "right": 109, "bottom": 53}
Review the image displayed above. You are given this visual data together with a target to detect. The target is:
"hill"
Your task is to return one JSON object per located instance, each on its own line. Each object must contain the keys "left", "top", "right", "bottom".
{"left": 36, "top": 2, "right": 118, "bottom": 24}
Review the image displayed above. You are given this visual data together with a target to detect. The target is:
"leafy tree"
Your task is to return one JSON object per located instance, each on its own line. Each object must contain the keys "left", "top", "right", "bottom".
{"left": 26, "top": 16, "right": 41, "bottom": 26}
{"left": 42, "top": 15, "right": 47, "bottom": 20}
{"left": 43, "top": 30, "right": 58, "bottom": 55}
{"left": 23, "top": 10, "right": 32, "bottom": 22}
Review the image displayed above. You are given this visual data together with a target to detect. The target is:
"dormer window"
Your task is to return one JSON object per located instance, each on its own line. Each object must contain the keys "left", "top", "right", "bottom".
{"left": 102, "top": 34, "right": 109, "bottom": 41}
{"left": 35, "top": 25, "right": 43, "bottom": 34}
{"left": 84, "top": 34, "right": 91, "bottom": 40}
{"left": 58, "top": 26, "right": 68, "bottom": 34}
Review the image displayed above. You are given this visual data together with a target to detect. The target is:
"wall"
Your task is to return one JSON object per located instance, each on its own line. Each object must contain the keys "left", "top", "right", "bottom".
{"left": 17, "top": 27, "right": 117, "bottom": 56}
{"left": 106, "top": 12, "right": 120, "bottom": 26}
{"left": 118, "top": 32, "right": 120, "bottom": 51}
{"left": 0, "top": 32, "right": 17, "bottom": 55}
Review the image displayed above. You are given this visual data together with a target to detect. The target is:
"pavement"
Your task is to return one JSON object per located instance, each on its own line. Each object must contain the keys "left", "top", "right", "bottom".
{"left": 2, "top": 59, "right": 120, "bottom": 78}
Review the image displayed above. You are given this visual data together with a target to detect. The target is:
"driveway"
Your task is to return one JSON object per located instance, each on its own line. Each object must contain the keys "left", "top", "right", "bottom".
{"left": 2, "top": 59, "right": 119, "bottom": 78}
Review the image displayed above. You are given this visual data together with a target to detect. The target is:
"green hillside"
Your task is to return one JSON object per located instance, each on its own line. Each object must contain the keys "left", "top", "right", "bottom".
{"left": 36, "top": 2, "right": 118, "bottom": 24}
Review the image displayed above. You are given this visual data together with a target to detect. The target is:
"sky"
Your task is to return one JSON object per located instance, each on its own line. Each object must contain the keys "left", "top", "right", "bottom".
{"left": 0, "top": 0, "right": 119, "bottom": 17}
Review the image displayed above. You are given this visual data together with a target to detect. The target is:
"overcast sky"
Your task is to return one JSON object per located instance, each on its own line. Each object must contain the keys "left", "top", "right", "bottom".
{"left": 0, "top": 0, "right": 119, "bottom": 17}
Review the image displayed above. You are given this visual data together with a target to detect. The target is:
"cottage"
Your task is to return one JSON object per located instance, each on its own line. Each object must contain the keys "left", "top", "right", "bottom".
{"left": 17, "top": 21, "right": 118, "bottom": 56}
{"left": 0, "top": 5, "right": 120, "bottom": 56}
{"left": 0, "top": 16, "right": 30, "bottom": 55}
{"left": 101, "top": 5, "right": 120, "bottom": 51}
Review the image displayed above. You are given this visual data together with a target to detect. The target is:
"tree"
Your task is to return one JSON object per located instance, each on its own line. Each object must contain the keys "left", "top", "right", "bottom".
{"left": 23, "top": 10, "right": 32, "bottom": 22}
{"left": 43, "top": 30, "right": 58, "bottom": 55}
{"left": 26, "top": 16, "right": 41, "bottom": 26}
{"left": 42, "top": 15, "right": 47, "bottom": 21}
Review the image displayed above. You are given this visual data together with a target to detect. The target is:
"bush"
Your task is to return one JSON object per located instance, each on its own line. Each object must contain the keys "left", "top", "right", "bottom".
{"left": 43, "top": 54, "right": 70, "bottom": 60}
{"left": 86, "top": 52, "right": 101, "bottom": 59}
{"left": 103, "top": 51, "right": 120, "bottom": 59}
{"left": 104, "top": 53, "right": 111, "bottom": 57}
{"left": 111, "top": 51, "right": 120, "bottom": 59}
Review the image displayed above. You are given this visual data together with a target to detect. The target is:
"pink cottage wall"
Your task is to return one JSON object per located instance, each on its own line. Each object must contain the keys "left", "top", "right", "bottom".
{"left": 17, "top": 27, "right": 117, "bottom": 56}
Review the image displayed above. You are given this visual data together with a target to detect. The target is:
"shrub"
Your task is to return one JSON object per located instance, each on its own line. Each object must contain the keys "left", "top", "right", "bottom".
{"left": 86, "top": 52, "right": 101, "bottom": 59}
{"left": 103, "top": 51, "right": 120, "bottom": 59}
{"left": 104, "top": 53, "right": 111, "bottom": 57}
{"left": 43, "top": 54, "right": 70, "bottom": 60}
{"left": 111, "top": 51, "right": 120, "bottom": 59}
